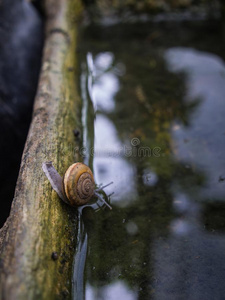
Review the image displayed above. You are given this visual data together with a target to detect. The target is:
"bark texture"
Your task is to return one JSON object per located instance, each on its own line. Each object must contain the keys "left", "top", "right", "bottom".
{"left": 0, "top": 0, "right": 83, "bottom": 299}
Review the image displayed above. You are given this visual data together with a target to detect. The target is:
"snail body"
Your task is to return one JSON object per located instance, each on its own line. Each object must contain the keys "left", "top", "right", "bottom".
{"left": 63, "top": 163, "right": 95, "bottom": 206}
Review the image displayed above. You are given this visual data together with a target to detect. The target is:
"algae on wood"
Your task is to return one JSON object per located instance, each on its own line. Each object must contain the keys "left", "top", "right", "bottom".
{"left": 0, "top": 0, "right": 83, "bottom": 299}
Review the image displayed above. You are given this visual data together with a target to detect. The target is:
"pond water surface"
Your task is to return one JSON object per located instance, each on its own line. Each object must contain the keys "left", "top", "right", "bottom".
{"left": 77, "top": 20, "right": 225, "bottom": 300}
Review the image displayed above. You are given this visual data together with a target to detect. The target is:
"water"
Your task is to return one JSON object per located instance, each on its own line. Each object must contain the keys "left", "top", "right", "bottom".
{"left": 77, "top": 20, "right": 225, "bottom": 300}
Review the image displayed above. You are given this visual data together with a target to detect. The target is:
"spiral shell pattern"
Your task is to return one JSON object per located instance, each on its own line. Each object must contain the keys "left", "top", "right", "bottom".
{"left": 63, "top": 163, "right": 95, "bottom": 206}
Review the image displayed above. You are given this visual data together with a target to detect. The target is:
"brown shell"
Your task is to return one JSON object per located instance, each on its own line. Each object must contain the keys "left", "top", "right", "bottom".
{"left": 63, "top": 163, "right": 95, "bottom": 206}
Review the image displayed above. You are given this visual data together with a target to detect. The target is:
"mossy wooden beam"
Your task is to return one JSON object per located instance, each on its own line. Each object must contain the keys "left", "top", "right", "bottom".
{"left": 0, "top": 0, "right": 83, "bottom": 299}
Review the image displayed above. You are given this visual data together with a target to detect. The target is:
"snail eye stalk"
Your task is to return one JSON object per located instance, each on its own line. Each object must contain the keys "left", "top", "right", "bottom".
{"left": 94, "top": 191, "right": 112, "bottom": 210}
{"left": 95, "top": 181, "right": 113, "bottom": 192}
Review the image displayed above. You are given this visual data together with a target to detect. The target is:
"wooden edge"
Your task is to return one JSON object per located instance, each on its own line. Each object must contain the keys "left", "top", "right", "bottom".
{"left": 0, "top": 0, "right": 83, "bottom": 299}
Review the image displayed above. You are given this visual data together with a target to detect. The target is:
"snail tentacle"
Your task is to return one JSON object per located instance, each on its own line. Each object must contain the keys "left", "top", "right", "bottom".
{"left": 95, "top": 181, "right": 113, "bottom": 192}
{"left": 94, "top": 191, "right": 112, "bottom": 210}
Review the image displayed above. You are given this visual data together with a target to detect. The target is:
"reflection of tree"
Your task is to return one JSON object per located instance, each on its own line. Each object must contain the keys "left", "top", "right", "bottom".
{"left": 84, "top": 176, "right": 175, "bottom": 299}
{"left": 79, "top": 25, "right": 209, "bottom": 300}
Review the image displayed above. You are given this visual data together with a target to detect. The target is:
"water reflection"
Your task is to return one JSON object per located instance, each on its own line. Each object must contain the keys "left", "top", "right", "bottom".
{"left": 166, "top": 47, "right": 225, "bottom": 200}
{"left": 94, "top": 115, "right": 137, "bottom": 203}
{"left": 93, "top": 52, "right": 118, "bottom": 112}
{"left": 153, "top": 48, "right": 225, "bottom": 300}
{"left": 78, "top": 22, "right": 225, "bottom": 300}
{"left": 86, "top": 281, "right": 137, "bottom": 300}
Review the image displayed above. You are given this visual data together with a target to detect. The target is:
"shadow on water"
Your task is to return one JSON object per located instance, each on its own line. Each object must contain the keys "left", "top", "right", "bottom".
{"left": 75, "top": 20, "right": 225, "bottom": 300}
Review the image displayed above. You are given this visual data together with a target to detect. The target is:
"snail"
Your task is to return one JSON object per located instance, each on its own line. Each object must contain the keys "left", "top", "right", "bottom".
{"left": 42, "top": 161, "right": 112, "bottom": 210}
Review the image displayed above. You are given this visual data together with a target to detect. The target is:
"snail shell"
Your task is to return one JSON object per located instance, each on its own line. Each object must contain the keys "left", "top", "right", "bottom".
{"left": 63, "top": 163, "right": 95, "bottom": 206}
